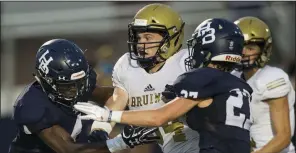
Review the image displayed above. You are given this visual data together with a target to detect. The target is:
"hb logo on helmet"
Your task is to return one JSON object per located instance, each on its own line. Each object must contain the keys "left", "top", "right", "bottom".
{"left": 38, "top": 50, "right": 53, "bottom": 74}
{"left": 195, "top": 22, "right": 216, "bottom": 45}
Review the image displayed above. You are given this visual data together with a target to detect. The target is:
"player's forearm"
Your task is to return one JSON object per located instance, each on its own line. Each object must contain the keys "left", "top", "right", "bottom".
{"left": 59, "top": 135, "right": 129, "bottom": 153}
{"left": 254, "top": 134, "right": 291, "bottom": 153}
{"left": 120, "top": 109, "right": 167, "bottom": 127}
{"left": 42, "top": 136, "right": 112, "bottom": 153}
{"left": 116, "top": 98, "right": 198, "bottom": 127}
{"left": 64, "top": 142, "right": 111, "bottom": 153}
{"left": 257, "top": 96, "right": 291, "bottom": 153}
{"left": 105, "top": 89, "right": 129, "bottom": 128}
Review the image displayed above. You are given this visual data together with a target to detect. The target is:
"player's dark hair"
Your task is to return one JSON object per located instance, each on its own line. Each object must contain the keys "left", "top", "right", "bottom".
{"left": 210, "top": 61, "right": 237, "bottom": 72}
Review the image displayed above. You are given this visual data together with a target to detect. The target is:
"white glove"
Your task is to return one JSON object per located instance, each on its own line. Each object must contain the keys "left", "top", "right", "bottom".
{"left": 74, "top": 102, "right": 110, "bottom": 121}
{"left": 74, "top": 102, "right": 123, "bottom": 123}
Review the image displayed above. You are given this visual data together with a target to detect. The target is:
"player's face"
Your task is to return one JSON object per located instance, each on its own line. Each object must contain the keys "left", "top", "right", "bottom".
{"left": 136, "top": 32, "right": 163, "bottom": 58}
{"left": 242, "top": 44, "right": 261, "bottom": 65}
{"left": 56, "top": 78, "right": 86, "bottom": 100}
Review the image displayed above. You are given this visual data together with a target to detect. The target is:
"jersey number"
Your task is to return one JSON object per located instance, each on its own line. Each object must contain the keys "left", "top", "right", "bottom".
{"left": 225, "top": 88, "right": 251, "bottom": 130}
{"left": 180, "top": 90, "right": 198, "bottom": 99}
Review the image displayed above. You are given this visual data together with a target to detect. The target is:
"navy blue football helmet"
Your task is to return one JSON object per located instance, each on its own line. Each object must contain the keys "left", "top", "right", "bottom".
{"left": 34, "top": 39, "right": 90, "bottom": 107}
{"left": 185, "top": 18, "right": 244, "bottom": 71}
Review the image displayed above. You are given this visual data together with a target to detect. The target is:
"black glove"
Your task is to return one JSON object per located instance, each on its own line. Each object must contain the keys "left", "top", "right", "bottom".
{"left": 162, "top": 84, "right": 177, "bottom": 103}
{"left": 88, "top": 130, "right": 109, "bottom": 142}
{"left": 121, "top": 125, "right": 160, "bottom": 148}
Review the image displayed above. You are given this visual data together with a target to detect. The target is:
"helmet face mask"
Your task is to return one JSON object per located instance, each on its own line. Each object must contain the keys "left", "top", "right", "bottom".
{"left": 241, "top": 43, "right": 263, "bottom": 69}
{"left": 128, "top": 24, "right": 169, "bottom": 68}
{"left": 54, "top": 77, "right": 87, "bottom": 101}
{"left": 185, "top": 37, "right": 211, "bottom": 71}
{"left": 127, "top": 3, "right": 185, "bottom": 69}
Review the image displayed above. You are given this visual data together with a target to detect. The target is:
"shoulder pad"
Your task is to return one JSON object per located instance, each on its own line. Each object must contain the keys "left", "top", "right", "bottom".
{"left": 14, "top": 103, "right": 46, "bottom": 125}
{"left": 13, "top": 83, "right": 58, "bottom": 125}
{"left": 253, "top": 66, "right": 291, "bottom": 100}
{"left": 112, "top": 53, "right": 130, "bottom": 91}
{"left": 173, "top": 68, "right": 220, "bottom": 100}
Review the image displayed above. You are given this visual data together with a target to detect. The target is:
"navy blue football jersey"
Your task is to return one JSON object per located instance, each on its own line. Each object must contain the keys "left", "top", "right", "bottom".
{"left": 170, "top": 67, "right": 253, "bottom": 153}
{"left": 9, "top": 70, "right": 96, "bottom": 153}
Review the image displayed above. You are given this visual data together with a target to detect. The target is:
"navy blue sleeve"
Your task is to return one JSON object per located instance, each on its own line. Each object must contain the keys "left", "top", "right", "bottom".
{"left": 13, "top": 87, "right": 60, "bottom": 134}
{"left": 172, "top": 68, "right": 221, "bottom": 100}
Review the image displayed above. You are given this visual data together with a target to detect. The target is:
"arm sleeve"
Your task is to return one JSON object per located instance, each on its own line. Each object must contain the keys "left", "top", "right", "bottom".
{"left": 177, "top": 49, "right": 190, "bottom": 72}
{"left": 112, "top": 54, "right": 128, "bottom": 92}
{"left": 14, "top": 104, "right": 59, "bottom": 134}
{"left": 255, "top": 68, "right": 291, "bottom": 100}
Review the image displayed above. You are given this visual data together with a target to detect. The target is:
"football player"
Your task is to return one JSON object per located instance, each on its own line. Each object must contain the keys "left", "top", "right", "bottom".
{"left": 74, "top": 18, "right": 253, "bottom": 153}
{"left": 89, "top": 3, "right": 200, "bottom": 153}
{"left": 9, "top": 39, "right": 159, "bottom": 153}
{"left": 235, "top": 16, "right": 295, "bottom": 153}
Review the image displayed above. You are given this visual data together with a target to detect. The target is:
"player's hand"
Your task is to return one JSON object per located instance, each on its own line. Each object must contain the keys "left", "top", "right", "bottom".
{"left": 162, "top": 84, "right": 177, "bottom": 103}
{"left": 74, "top": 102, "right": 110, "bottom": 122}
{"left": 121, "top": 125, "right": 160, "bottom": 148}
{"left": 88, "top": 130, "right": 109, "bottom": 142}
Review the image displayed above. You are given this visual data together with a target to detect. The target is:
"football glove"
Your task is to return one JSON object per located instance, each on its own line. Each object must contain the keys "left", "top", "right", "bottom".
{"left": 121, "top": 125, "right": 160, "bottom": 148}
{"left": 161, "top": 84, "right": 177, "bottom": 103}
{"left": 88, "top": 130, "right": 109, "bottom": 142}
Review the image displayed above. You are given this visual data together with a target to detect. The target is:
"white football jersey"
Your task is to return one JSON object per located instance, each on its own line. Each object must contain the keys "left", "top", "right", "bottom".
{"left": 112, "top": 49, "right": 200, "bottom": 153}
{"left": 248, "top": 65, "right": 295, "bottom": 153}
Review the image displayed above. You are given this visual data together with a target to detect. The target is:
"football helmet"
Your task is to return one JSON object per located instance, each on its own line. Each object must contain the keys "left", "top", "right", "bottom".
{"left": 185, "top": 18, "right": 244, "bottom": 71}
{"left": 127, "top": 3, "right": 185, "bottom": 68}
{"left": 34, "top": 39, "right": 90, "bottom": 107}
{"left": 234, "top": 16, "right": 272, "bottom": 69}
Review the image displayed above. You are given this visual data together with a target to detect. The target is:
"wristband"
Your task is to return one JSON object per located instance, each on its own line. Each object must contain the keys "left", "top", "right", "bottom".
{"left": 110, "top": 111, "right": 123, "bottom": 123}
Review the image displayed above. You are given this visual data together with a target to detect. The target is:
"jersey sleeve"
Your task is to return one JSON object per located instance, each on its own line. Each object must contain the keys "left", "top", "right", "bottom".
{"left": 255, "top": 67, "right": 291, "bottom": 100}
{"left": 13, "top": 89, "right": 60, "bottom": 134}
{"left": 111, "top": 53, "right": 129, "bottom": 92}
{"left": 176, "top": 49, "right": 189, "bottom": 72}
{"left": 171, "top": 69, "right": 218, "bottom": 100}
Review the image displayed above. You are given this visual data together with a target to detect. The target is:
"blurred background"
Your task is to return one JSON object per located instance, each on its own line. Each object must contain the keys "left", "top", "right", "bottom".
{"left": 0, "top": 1, "right": 295, "bottom": 153}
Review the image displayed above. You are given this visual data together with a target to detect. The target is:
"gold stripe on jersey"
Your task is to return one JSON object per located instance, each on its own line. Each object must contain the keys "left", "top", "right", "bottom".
{"left": 266, "top": 78, "right": 286, "bottom": 90}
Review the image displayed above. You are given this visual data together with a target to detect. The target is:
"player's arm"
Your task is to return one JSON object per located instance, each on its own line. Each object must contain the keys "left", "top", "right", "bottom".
{"left": 74, "top": 71, "right": 212, "bottom": 127}
{"left": 254, "top": 96, "right": 291, "bottom": 153}
{"left": 105, "top": 87, "right": 129, "bottom": 111}
{"left": 120, "top": 97, "right": 208, "bottom": 127}
{"left": 111, "top": 72, "right": 212, "bottom": 127}
{"left": 253, "top": 70, "right": 293, "bottom": 153}
{"left": 38, "top": 125, "right": 111, "bottom": 153}
{"left": 90, "top": 54, "right": 129, "bottom": 134}
{"left": 74, "top": 96, "right": 208, "bottom": 127}
{"left": 38, "top": 124, "right": 158, "bottom": 153}
{"left": 90, "top": 87, "right": 129, "bottom": 134}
